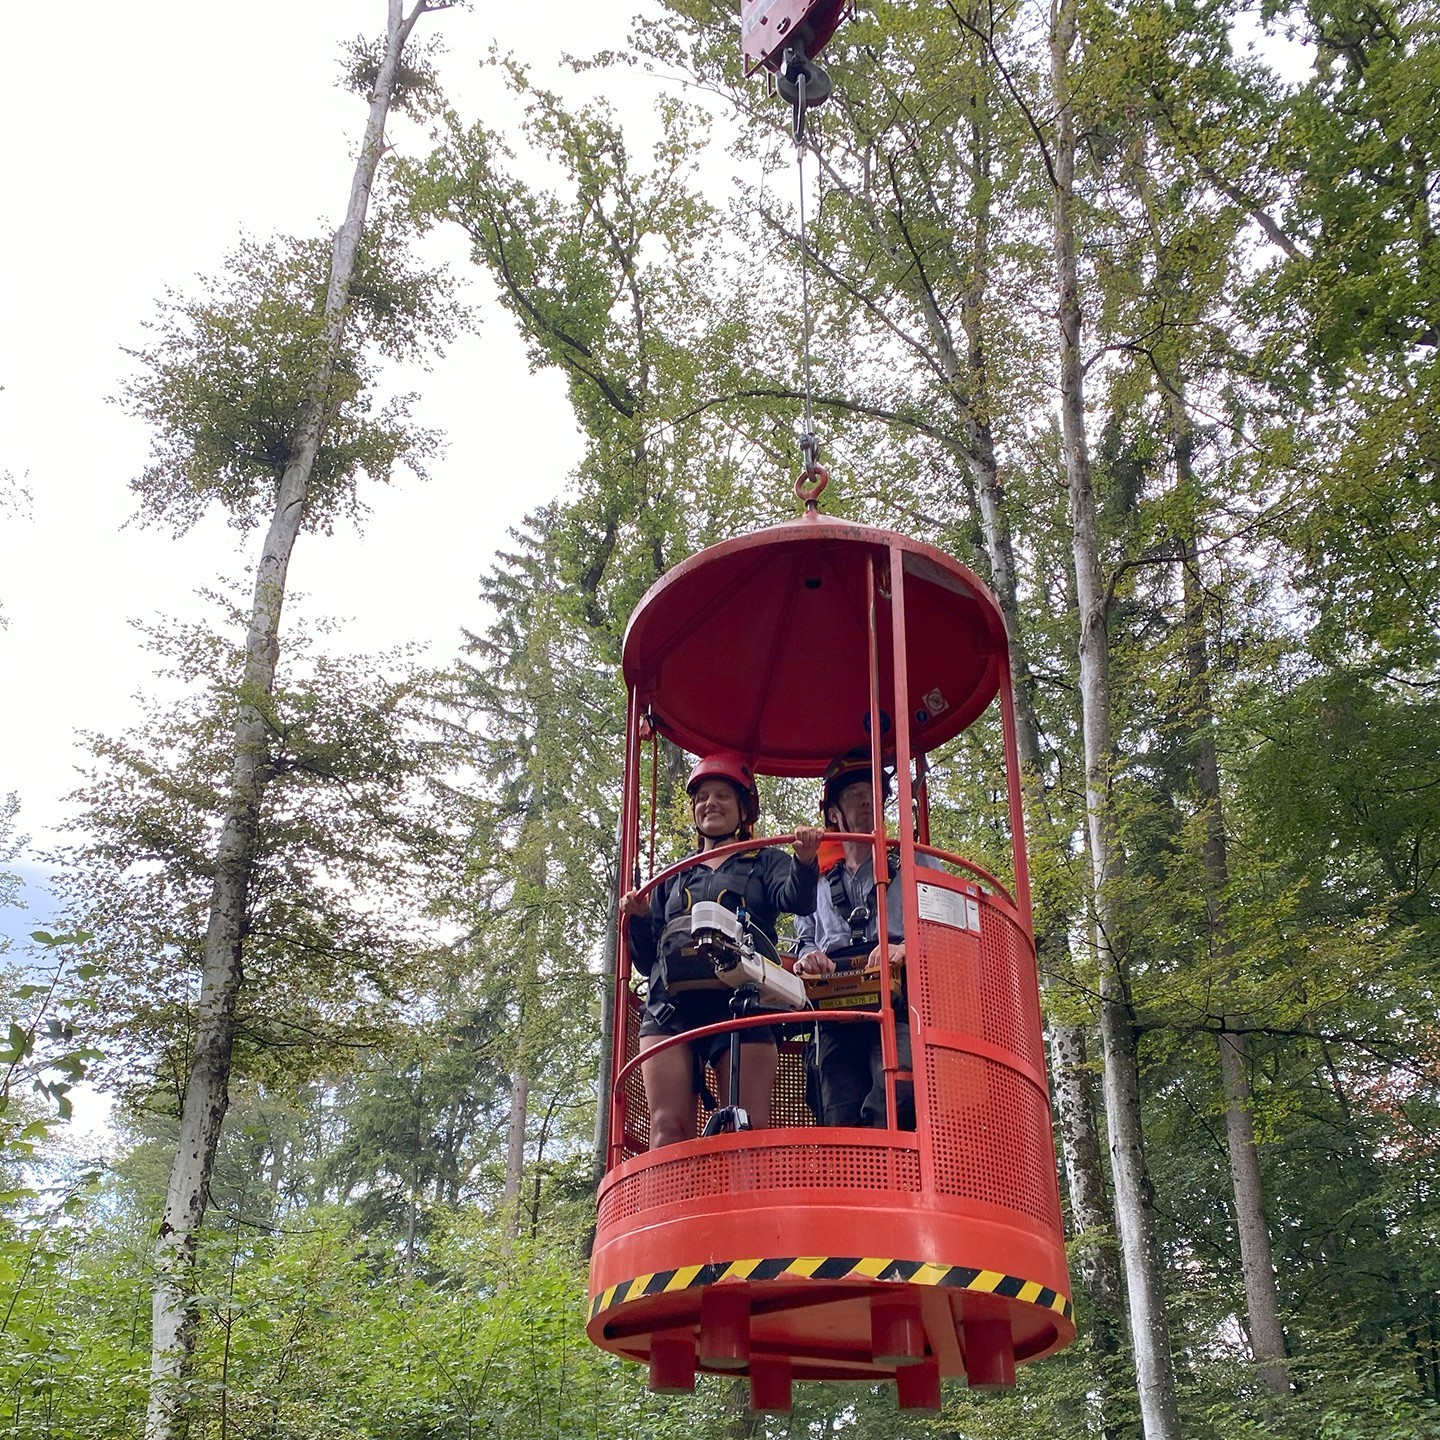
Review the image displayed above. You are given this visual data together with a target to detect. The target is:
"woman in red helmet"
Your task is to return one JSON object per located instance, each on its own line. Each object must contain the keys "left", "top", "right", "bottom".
{"left": 620, "top": 752, "right": 823, "bottom": 1147}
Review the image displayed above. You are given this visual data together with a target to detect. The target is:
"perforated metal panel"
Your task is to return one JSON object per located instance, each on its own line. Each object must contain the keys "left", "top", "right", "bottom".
{"left": 612, "top": 892, "right": 1060, "bottom": 1228}
{"left": 915, "top": 902, "right": 1043, "bottom": 1073}
{"left": 599, "top": 1140, "right": 922, "bottom": 1230}
{"left": 909, "top": 893, "right": 1061, "bottom": 1229}
{"left": 979, "top": 907, "right": 1045, "bottom": 1071}
{"left": 923, "top": 1047, "right": 1061, "bottom": 1227}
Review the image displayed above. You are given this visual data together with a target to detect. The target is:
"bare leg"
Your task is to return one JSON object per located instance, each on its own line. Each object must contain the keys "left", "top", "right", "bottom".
{"left": 639, "top": 1035, "right": 697, "bottom": 1147}
{"left": 714, "top": 1039, "right": 778, "bottom": 1130}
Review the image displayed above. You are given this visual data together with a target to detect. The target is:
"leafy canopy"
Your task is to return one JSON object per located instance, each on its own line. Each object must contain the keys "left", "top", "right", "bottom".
{"left": 117, "top": 219, "right": 456, "bottom": 536}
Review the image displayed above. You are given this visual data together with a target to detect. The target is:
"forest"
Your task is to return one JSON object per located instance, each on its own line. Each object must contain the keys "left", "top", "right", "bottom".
{"left": 1, "top": 0, "right": 1437, "bottom": 1437}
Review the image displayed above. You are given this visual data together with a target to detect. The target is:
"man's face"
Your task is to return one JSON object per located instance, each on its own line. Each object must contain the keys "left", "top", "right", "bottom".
{"left": 830, "top": 779, "right": 874, "bottom": 834}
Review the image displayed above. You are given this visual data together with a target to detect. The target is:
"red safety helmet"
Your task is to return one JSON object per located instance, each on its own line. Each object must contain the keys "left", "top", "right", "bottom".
{"left": 687, "top": 751, "right": 760, "bottom": 828}
{"left": 821, "top": 747, "right": 892, "bottom": 820}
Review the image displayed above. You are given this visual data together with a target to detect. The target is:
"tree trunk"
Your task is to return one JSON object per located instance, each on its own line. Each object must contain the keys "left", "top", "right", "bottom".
{"left": 1050, "top": 1, "right": 1183, "bottom": 1435}
{"left": 144, "top": 7, "right": 442, "bottom": 1437}
{"left": 969, "top": 341, "right": 1123, "bottom": 1374}
{"left": 1171, "top": 401, "right": 1291, "bottom": 1397}
{"left": 503, "top": 1068, "right": 530, "bottom": 1240}
{"left": 970, "top": 308, "right": 1126, "bottom": 1418}
{"left": 950, "top": 81, "right": 1125, "bottom": 1399}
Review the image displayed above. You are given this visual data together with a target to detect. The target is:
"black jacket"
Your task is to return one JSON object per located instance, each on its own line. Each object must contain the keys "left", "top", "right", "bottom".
{"left": 629, "top": 845, "right": 819, "bottom": 976}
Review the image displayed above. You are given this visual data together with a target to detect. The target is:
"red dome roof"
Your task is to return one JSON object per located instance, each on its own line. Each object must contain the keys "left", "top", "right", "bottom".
{"left": 622, "top": 513, "right": 1008, "bottom": 774}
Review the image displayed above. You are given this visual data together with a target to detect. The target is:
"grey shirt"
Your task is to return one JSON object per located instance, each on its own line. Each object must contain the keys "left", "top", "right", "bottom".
{"left": 795, "top": 849, "right": 942, "bottom": 957}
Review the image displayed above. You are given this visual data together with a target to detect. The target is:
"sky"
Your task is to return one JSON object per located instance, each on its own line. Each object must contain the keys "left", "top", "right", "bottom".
{"left": 0, "top": 1, "right": 704, "bottom": 923}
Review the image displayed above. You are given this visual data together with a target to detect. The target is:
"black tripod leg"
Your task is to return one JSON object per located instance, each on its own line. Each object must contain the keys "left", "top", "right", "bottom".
{"left": 701, "top": 993, "right": 753, "bottom": 1136}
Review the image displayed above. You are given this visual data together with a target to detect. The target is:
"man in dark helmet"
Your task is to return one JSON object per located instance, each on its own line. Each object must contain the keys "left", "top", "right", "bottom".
{"left": 794, "top": 748, "right": 937, "bottom": 1129}
{"left": 621, "top": 751, "right": 822, "bottom": 1147}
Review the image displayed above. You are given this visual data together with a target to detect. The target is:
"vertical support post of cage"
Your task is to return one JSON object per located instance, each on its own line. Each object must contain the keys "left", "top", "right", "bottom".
{"left": 886, "top": 541, "right": 920, "bottom": 966}
{"left": 888, "top": 542, "right": 926, "bottom": 1155}
{"left": 864, "top": 551, "right": 901, "bottom": 1125}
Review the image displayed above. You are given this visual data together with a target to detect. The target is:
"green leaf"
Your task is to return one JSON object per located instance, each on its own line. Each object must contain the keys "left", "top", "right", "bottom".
{"left": 3, "top": 1022, "right": 30, "bottom": 1061}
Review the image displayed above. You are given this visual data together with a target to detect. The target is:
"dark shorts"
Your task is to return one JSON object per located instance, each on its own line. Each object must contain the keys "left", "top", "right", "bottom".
{"left": 639, "top": 987, "right": 776, "bottom": 1070}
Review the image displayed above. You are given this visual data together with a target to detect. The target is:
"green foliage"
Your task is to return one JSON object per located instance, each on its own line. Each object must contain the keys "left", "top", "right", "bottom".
{"left": 342, "top": 31, "right": 445, "bottom": 118}
{"left": 0, "top": 1195, "right": 698, "bottom": 1440}
{"left": 318, "top": 1018, "right": 513, "bottom": 1251}
{"left": 1243, "top": 670, "right": 1440, "bottom": 931}
{"left": 1234, "top": 1, "right": 1440, "bottom": 667}
{"left": 50, "top": 596, "right": 460, "bottom": 1108}
{"left": 440, "top": 509, "right": 627, "bottom": 1223}
{"left": 0, "top": 930, "right": 101, "bottom": 1137}
{"left": 408, "top": 66, "right": 808, "bottom": 641}
{"left": 0, "top": 1168, "right": 150, "bottom": 1440}
{"left": 117, "top": 218, "right": 454, "bottom": 536}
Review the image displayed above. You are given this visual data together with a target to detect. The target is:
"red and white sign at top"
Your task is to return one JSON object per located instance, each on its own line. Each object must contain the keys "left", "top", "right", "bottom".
{"left": 739, "top": 0, "right": 849, "bottom": 75}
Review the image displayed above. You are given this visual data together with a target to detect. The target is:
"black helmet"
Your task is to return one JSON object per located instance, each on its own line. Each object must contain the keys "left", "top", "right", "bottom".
{"left": 821, "top": 747, "right": 891, "bottom": 818}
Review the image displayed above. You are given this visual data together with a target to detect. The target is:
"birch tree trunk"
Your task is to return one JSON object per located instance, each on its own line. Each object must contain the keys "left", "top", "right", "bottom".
{"left": 1186, "top": 642, "right": 1293, "bottom": 1390}
{"left": 942, "top": 87, "right": 1127, "bottom": 1387}
{"left": 987, "top": 385, "right": 1123, "bottom": 1417}
{"left": 956, "top": 163, "right": 1124, "bottom": 1401}
{"left": 1050, "top": 1, "right": 1183, "bottom": 1435}
{"left": 1171, "top": 400, "right": 1291, "bottom": 1397}
{"left": 145, "top": 7, "right": 445, "bottom": 1437}
{"left": 1214, "top": 950, "right": 1293, "bottom": 1396}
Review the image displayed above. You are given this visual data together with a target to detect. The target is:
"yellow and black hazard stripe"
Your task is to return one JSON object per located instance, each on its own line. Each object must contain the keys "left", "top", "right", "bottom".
{"left": 590, "top": 1258, "right": 1072, "bottom": 1324}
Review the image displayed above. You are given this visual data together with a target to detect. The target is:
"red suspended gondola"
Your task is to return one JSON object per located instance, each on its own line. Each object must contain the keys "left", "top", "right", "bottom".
{"left": 586, "top": 502, "right": 1075, "bottom": 1412}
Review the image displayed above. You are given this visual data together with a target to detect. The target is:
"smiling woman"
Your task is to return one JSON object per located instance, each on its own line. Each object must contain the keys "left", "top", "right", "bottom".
{"left": 619, "top": 753, "right": 824, "bottom": 1147}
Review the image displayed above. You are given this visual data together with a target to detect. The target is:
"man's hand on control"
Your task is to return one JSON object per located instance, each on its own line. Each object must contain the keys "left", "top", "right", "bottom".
{"left": 794, "top": 948, "right": 836, "bottom": 976}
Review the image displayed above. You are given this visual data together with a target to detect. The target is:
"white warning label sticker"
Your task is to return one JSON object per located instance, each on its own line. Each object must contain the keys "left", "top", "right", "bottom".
{"left": 917, "top": 882, "right": 981, "bottom": 933}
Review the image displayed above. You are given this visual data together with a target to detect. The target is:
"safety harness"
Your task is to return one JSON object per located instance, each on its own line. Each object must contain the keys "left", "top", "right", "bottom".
{"left": 656, "top": 850, "right": 768, "bottom": 993}
{"left": 825, "top": 849, "right": 901, "bottom": 949}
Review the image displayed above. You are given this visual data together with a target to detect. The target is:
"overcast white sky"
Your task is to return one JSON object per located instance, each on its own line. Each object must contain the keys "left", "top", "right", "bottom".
{"left": 0, "top": 2, "right": 709, "bottom": 908}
